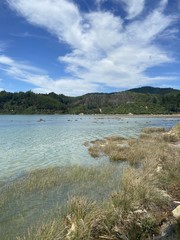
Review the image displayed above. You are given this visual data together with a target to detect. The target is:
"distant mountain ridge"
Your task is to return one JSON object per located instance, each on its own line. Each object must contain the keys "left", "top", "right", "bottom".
{"left": 127, "top": 86, "right": 179, "bottom": 95}
{"left": 0, "top": 86, "right": 180, "bottom": 114}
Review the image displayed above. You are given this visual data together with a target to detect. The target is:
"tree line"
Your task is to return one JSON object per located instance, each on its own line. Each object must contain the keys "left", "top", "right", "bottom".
{"left": 0, "top": 87, "right": 180, "bottom": 114}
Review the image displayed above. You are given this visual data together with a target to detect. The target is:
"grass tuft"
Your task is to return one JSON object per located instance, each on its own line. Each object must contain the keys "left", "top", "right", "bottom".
{"left": 142, "top": 127, "right": 166, "bottom": 134}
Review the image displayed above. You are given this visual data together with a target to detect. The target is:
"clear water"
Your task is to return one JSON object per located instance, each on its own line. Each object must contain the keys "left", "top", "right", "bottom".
{"left": 0, "top": 115, "right": 180, "bottom": 181}
{"left": 0, "top": 115, "right": 180, "bottom": 239}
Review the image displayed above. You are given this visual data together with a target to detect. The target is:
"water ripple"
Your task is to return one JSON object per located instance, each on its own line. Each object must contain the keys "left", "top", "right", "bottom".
{"left": 0, "top": 115, "right": 179, "bottom": 180}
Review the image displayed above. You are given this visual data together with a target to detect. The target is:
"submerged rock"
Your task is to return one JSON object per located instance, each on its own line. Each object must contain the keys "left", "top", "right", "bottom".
{"left": 37, "top": 118, "right": 45, "bottom": 122}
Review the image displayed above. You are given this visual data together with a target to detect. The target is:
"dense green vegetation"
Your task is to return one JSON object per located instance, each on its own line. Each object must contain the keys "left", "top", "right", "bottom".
{"left": 0, "top": 86, "right": 180, "bottom": 114}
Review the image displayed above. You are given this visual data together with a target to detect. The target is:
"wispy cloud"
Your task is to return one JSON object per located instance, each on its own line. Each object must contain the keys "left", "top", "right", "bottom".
{"left": 0, "top": 55, "right": 46, "bottom": 74}
{"left": 118, "top": 0, "right": 145, "bottom": 19}
{"left": 4, "top": 0, "right": 180, "bottom": 95}
{"left": 0, "top": 41, "right": 7, "bottom": 52}
{"left": 158, "top": 28, "right": 180, "bottom": 40}
{"left": 10, "top": 31, "right": 52, "bottom": 41}
{"left": 96, "top": 0, "right": 145, "bottom": 19}
{"left": 0, "top": 54, "right": 97, "bottom": 95}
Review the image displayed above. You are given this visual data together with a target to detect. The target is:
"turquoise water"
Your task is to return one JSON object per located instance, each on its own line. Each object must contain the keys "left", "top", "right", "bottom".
{"left": 0, "top": 115, "right": 179, "bottom": 180}
{"left": 0, "top": 115, "right": 180, "bottom": 238}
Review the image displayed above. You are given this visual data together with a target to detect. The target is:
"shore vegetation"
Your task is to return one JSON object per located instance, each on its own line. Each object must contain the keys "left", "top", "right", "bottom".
{"left": 1, "top": 124, "right": 180, "bottom": 239}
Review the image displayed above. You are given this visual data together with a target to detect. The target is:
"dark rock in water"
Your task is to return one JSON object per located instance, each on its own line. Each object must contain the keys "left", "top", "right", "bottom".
{"left": 37, "top": 118, "right": 45, "bottom": 122}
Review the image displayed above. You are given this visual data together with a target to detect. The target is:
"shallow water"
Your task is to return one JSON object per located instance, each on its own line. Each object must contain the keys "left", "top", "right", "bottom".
{"left": 0, "top": 115, "right": 179, "bottom": 180}
{"left": 0, "top": 115, "right": 180, "bottom": 239}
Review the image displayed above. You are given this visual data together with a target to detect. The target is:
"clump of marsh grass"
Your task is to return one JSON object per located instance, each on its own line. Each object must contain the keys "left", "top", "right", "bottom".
{"left": 63, "top": 197, "right": 98, "bottom": 239}
{"left": 104, "top": 136, "right": 127, "bottom": 141}
{"left": 21, "top": 194, "right": 162, "bottom": 240}
{"left": 160, "top": 124, "right": 180, "bottom": 143}
{"left": 88, "top": 133, "right": 170, "bottom": 167}
{"left": 111, "top": 167, "right": 167, "bottom": 212}
{"left": 171, "top": 123, "right": 180, "bottom": 137}
{"left": 87, "top": 123, "right": 180, "bottom": 168}
{"left": 158, "top": 145, "right": 180, "bottom": 194}
{"left": 161, "top": 133, "right": 179, "bottom": 143}
{"left": 19, "top": 157, "right": 174, "bottom": 240}
{"left": 142, "top": 127, "right": 166, "bottom": 134}
{"left": 21, "top": 167, "right": 165, "bottom": 240}
{"left": 0, "top": 165, "right": 125, "bottom": 239}
{"left": 88, "top": 135, "right": 129, "bottom": 160}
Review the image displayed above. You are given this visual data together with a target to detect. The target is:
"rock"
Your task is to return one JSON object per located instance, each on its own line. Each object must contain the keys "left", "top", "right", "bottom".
{"left": 37, "top": 118, "right": 45, "bottom": 122}
{"left": 172, "top": 205, "right": 180, "bottom": 219}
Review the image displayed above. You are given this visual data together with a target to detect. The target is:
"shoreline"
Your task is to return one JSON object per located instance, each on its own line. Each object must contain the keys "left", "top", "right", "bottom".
{"left": 1, "top": 123, "right": 180, "bottom": 239}
{"left": 92, "top": 113, "right": 180, "bottom": 118}
{"left": 0, "top": 113, "right": 180, "bottom": 117}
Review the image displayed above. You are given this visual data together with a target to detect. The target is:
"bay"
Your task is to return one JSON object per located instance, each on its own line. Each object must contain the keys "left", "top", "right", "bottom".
{"left": 0, "top": 114, "right": 179, "bottom": 180}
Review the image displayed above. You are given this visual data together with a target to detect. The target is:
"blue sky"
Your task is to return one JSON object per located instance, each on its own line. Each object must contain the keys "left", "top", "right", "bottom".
{"left": 0, "top": 0, "right": 179, "bottom": 96}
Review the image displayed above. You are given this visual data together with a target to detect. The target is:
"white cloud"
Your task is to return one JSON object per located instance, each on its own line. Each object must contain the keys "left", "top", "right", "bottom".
{"left": 118, "top": 0, "right": 145, "bottom": 19}
{"left": 7, "top": 0, "right": 82, "bottom": 49}
{"left": 5, "top": 0, "right": 179, "bottom": 95}
{"left": 0, "top": 55, "right": 14, "bottom": 65}
{"left": 158, "top": 28, "right": 180, "bottom": 40}
{"left": 0, "top": 55, "right": 46, "bottom": 74}
{"left": 159, "top": 0, "right": 169, "bottom": 12}
{"left": 96, "top": 0, "right": 145, "bottom": 19}
{"left": 32, "top": 79, "right": 97, "bottom": 96}
{"left": 0, "top": 54, "right": 97, "bottom": 96}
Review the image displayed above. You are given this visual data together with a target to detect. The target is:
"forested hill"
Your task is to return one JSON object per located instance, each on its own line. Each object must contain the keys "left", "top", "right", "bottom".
{"left": 0, "top": 87, "right": 180, "bottom": 114}
{"left": 127, "top": 86, "right": 179, "bottom": 95}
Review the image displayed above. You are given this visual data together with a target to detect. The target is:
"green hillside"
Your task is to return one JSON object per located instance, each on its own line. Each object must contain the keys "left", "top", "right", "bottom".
{"left": 127, "top": 86, "right": 179, "bottom": 95}
{"left": 0, "top": 87, "right": 180, "bottom": 114}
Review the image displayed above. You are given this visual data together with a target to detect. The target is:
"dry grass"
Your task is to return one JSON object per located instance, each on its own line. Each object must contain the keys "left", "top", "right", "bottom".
{"left": 88, "top": 133, "right": 172, "bottom": 167}
{"left": 88, "top": 136, "right": 129, "bottom": 161}
{"left": 161, "top": 133, "right": 179, "bottom": 142}
{"left": 141, "top": 127, "right": 166, "bottom": 134}
{"left": 111, "top": 167, "right": 167, "bottom": 212}
{"left": 20, "top": 166, "right": 166, "bottom": 240}
{"left": 3, "top": 124, "right": 180, "bottom": 239}
{"left": 172, "top": 123, "right": 180, "bottom": 137}
{"left": 0, "top": 165, "right": 126, "bottom": 239}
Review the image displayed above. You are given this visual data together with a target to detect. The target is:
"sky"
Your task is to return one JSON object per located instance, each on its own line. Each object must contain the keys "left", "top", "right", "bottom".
{"left": 0, "top": 0, "right": 180, "bottom": 96}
